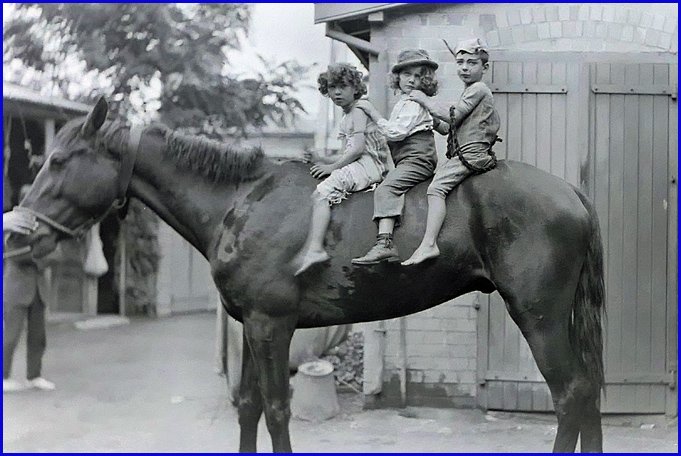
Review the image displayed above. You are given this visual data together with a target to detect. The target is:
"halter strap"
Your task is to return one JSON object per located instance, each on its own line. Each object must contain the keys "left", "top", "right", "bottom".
{"left": 17, "top": 124, "right": 143, "bottom": 239}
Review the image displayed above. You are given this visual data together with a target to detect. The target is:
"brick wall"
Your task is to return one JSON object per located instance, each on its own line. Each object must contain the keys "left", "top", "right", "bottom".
{"left": 378, "top": 293, "right": 481, "bottom": 407}
{"left": 363, "top": 2, "right": 676, "bottom": 408}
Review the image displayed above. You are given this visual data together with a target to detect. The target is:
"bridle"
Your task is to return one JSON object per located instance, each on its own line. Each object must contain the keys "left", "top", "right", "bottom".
{"left": 12, "top": 124, "right": 143, "bottom": 242}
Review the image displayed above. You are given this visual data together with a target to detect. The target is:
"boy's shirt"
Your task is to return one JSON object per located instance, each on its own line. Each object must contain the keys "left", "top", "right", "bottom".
{"left": 376, "top": 94, "right": 433, "bottom": 142}
{"left": 452, "top": 81, "right": 500, "bottom": 154}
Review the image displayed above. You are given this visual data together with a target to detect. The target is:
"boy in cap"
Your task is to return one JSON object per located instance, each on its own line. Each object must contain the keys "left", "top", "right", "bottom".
{"left": 352, "top": 49, "right": 448, "bottom": 265}
{"left": 402, "top": 38, "right": 500, "bottom": 265}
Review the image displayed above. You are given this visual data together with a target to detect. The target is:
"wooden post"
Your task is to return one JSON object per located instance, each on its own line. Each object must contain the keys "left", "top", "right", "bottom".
{"left": 398, "top": 317, "right": 408, "bottom": 407}
{"left": 291, "top": 360, "right": 339, "bottom": 422}
{"left": 118, "top": 224, "right": 126, "bottom": 317}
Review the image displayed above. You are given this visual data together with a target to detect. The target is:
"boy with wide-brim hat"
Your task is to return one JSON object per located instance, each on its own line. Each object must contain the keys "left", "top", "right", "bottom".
{"left": 351, "top": 49, "right": 449, "bottom": 265}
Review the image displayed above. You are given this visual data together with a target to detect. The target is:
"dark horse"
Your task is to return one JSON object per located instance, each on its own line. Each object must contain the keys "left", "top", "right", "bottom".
{"left": 12, "top": 97, "right": 605, "bottom": 452}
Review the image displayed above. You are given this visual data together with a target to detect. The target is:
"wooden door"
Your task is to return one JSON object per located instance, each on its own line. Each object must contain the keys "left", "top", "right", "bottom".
{"left": 589, "top": 62, "right": 677, "bottom": 413}
{"left": 477, "top": 60, "right": 582, "bottom": 412}
{"left": 478, "top": 60, "right": 677, "bottom": 414}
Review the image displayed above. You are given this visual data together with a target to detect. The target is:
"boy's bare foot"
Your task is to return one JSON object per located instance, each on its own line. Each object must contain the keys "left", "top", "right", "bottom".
{"left": 294, "top": 250, "right": 330, "bottom": 276}
{"left": 401, "top": 245, "right": 440, "bottom": 266}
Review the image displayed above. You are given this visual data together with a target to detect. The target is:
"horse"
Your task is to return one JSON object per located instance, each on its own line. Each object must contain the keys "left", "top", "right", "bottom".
{"left": 11, "top": 97, "right": 605, "bottom": 453}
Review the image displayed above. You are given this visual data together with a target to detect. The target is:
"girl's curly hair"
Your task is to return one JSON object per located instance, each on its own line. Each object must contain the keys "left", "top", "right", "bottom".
{"left": 389, "top": 65, "right": 439, "bottom": 97}
{"left": 318, "top": 63, "right": 367, "bottom": 100}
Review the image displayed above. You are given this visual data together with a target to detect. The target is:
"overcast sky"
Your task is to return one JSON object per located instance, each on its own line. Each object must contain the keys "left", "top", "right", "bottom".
{"left": 228, "top": 3, "right": 336, "bottom": 117}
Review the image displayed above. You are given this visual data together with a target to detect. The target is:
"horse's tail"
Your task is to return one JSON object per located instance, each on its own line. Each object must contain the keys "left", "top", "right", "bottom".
{"left": 571, "top": 187, "right": 606, "bottom": 390}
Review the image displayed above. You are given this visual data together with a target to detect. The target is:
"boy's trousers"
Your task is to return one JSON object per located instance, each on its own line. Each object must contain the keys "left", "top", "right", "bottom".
{"left": 373, "top": 130, "right": 437, "bottom": 222}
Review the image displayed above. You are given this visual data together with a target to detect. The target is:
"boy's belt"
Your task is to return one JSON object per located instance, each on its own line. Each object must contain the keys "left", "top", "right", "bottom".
{"left": 446, "top": 106, "right": 500, "bottom": 174}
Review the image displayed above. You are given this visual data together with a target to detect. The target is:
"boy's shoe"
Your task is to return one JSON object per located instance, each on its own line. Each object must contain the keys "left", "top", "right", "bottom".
{"left": 352, "top": 235, "right": 400, "bottom": 265}
{"left": 27, "top": 377, "right": 56, "bottom": 391}
{"left": 3, "top": 378, "right": 28, "bottom": 393}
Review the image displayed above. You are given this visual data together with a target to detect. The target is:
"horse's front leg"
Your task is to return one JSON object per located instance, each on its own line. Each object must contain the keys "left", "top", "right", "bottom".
{"left": 237, "top": 331, "right": 263, "bottom": 452}
{"left": 243, "top": 311, "right": 297, "bottom": 453}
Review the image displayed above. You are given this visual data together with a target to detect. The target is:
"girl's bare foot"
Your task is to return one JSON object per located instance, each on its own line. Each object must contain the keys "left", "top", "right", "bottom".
{"left": 401, "top": 245, "right": 440, "bottom": 266}
{"left": 294, "top": 249, "right": 330, "bottom": 276}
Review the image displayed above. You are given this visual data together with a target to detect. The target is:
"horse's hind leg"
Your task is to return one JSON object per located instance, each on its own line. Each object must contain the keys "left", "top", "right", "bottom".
{"left": 505, "top": 294, "right": 602, "bottom": 453}
{"left": 243, "top": 312, "right": 297, "bottom": 453}
{"left": 237, "top": 332, "right": 263, "bottom": 452}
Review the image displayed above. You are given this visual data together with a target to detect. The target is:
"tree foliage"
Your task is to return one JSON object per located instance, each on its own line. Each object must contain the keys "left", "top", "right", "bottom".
{"left": 4, "top": 3, "right": 308, "bottom": 136}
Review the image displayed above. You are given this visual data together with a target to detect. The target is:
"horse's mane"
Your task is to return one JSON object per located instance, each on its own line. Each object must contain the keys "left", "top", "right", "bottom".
{"left": 96, "top": 120, "right": 264, "bottom": 184}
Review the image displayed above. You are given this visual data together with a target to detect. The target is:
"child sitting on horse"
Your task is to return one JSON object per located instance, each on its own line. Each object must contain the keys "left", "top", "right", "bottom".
{"left": 351, "top": 49, "right": 448, "bottom": 265}
{"left": 293, "top": 63, "right": 391, "bottom": 276}
{"left": 401, "top": 38, "right": 500, "bottom": 265}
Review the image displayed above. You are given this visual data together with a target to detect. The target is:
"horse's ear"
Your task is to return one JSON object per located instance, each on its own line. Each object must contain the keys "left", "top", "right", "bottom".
{"left": 81, "top": 96, "right": 109, "bottom": 138}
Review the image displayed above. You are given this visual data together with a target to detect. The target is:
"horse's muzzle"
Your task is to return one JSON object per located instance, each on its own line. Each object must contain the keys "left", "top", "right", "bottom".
{"left": 5, "top": 224, "right": 59, "bottom": 260}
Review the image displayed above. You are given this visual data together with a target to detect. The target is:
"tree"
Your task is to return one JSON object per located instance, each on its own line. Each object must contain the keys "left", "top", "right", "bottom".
{"left": 4, "top": 4, "right": 310, "bottom": 314}
{"left": 3, "top": 3, "right": 308, "bottom": 135}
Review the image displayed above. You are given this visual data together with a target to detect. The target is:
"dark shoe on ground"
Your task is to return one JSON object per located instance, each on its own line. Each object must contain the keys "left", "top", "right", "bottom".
{"left": 351, "top": 235, "right": 400, "bottom": 265}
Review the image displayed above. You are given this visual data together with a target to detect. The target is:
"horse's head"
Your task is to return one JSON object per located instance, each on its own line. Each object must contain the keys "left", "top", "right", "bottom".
{"left": 8, "top": 97, "right": 129, "bottom": 259}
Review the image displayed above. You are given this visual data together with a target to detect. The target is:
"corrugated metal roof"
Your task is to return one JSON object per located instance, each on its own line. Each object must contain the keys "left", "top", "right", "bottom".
{"left": 3, "top": 82, "right": 92, "bottom": 116}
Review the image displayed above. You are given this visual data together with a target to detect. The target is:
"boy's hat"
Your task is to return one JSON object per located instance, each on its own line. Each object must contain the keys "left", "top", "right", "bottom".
{"left": 443, "top": 38, "right": 488, "bottom": 57}
{"left": 391, "top": 49, "right": 439, "bottom": 73}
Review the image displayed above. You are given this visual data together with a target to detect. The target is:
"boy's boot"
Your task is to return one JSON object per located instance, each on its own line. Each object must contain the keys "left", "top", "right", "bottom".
{"left": 351, "top": 233, "right": 400, "bottom": 265}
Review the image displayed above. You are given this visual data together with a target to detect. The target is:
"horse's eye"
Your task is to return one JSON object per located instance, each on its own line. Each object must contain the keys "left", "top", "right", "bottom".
{"left": 49, "top": 153, "right": 68, "bottom": 167}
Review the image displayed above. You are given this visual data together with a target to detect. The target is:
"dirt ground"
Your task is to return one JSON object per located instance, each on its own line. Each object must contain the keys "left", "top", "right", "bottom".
{"left": 3, "top": 312, "right": 677, "bottom": 453}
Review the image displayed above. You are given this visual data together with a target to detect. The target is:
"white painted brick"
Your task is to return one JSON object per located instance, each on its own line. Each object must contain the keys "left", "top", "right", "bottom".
{"left": 496, "top": 10, "right": 509, "bottom": 28}
{"left": 583, "top": 21, "right": 596, "bottom": 38}
{"left": 537, "top": 22, "right": 551, "bottom": 40}
{"left": 507, "top": 9, "right": 521, "bottom": 27}
{"left": 614, "top": 8, "right": 628, "bottom": 24}
{"left": 640, "top": 12, "right": 654, "bottom": 28}
{"left": 607, "top": 23, "right": 623, "bottom": 41}
{"left": 486, "top": 30, "right": 501, "bottom": 47}
{"left": 602, "top": 5, "right": 615, "bottom": 23}
{"left": 652, "top": 14, "right": 666, "bottom": 31}
{"left": 407, "top": 369, "right": 425, "bottom": 383}
{"left": 658, "top": 32, "right": 672, "bottom": 50}
{"left": 621, "top": 25, "right": 635, "bottom": 42}
{"left": 545, "top": 5, "right": 559, "bottom": 22}
{"left": 520, "top": 8, "right": 532, "bottom": 25}
{"left": 453, "top": 344, "right": 477, "bottom": 358}
{"left": 567, "top": 40, "right": 586, "bottom": 52}
{"left": 532, "top": 6, "right": 546, "bottom": 23}
{"left": 645, "top": 29, "right": 661, "bottom": 47}
{"left": 627, "top": 9, "right": 641, "bottom": 27}
{"left": 634, "top": 27, "right": 647, "bottom": 45}
{"left": 549, "top": 21, "right": 562, "bottom": 38}
{"left": 595, "top": 22, "right": 608, "bottom": 39}
{"left": 590, "top": 4, "right": 603, "bottom": 21}
{"left": 663, "top": 16, "right": 677, "bottom": 34}
{"left": 457, "top": 371, "right": 477, "bottom": 384}
{"left": 511, "top": 26, "right": 525, "bottom": 43}
{"left": 578, "top": 5, "right": 590, "bottom": 21}
{"left": 558, "top": 5, "right": 570, "bottom": 21}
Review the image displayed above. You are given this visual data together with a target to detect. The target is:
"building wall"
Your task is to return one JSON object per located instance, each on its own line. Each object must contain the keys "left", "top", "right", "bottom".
{"left": 363, "top": 2, "right": 677, "bottom": 409}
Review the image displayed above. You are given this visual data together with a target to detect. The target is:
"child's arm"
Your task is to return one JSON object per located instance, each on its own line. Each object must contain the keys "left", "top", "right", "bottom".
{"left": 449, "top": 83, "right": 488, "bottom": 127}
{"left": 433, "top": 118, "right": 450, "bottom": 136}
{"left": 407, "top": 90, "right": 450, "bottom": 122}
{"left": 356, "top": 99, "right": 424, "bottom": 142}
{"left": 304, "top": 147, "right": 337, "bottom": 165}
{"left": 310, "top": 108, "right": 368, "bottom": 179}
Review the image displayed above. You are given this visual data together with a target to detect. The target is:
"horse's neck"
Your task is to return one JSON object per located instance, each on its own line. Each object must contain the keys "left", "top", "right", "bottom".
{"left": 124, "top": 132, "right": 237, "bottom": 257}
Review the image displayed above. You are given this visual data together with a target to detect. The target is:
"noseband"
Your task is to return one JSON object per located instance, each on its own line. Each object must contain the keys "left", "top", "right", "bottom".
{"left": 14, "top": 125, "right": 143, "bottom": 241}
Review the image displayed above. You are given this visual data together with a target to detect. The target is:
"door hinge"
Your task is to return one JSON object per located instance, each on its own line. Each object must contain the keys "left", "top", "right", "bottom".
{"left": 667, "top": 370, "right": 677, "bottom": 390}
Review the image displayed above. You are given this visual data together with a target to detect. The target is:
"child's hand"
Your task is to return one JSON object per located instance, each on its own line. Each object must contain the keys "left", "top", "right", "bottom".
{"left": 3, "top": 210, "right": 38, "bottom": 235}
{"left": 303, "top": 146, "right": 321, "bottom": 163}
{"left": 407, "top": 90, "right": 429, "bottom": 106}
{"left": 353, "top": 99, "right": 376, "bottom": 119}
{"left": 310, "top": 164, "right": 335, "bottom": 179}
